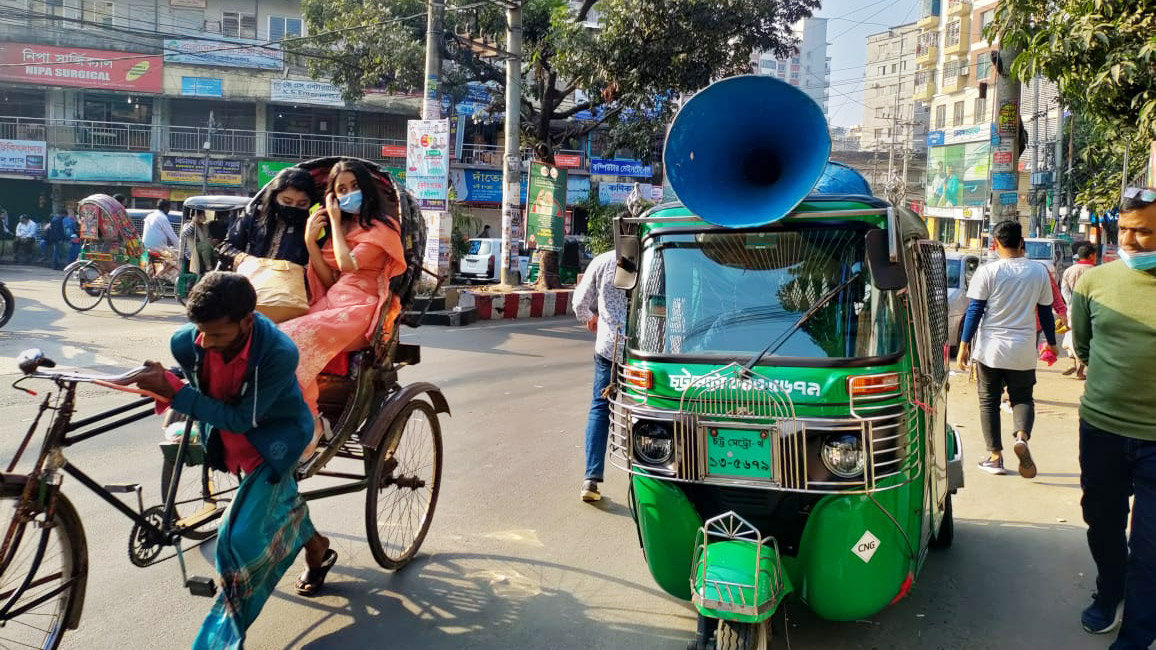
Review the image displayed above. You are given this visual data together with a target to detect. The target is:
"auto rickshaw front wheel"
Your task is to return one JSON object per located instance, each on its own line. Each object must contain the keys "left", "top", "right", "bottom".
{"left": 930, "top": 493, "right": 955, "bottom": 549}
{"left": 714, "top": 619, "right": 770, "bottom": 650}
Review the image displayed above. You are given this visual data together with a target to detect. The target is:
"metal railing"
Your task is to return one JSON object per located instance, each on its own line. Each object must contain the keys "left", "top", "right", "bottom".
{"left": 460, "top": 143, "right": 587, "bottom": 169}
{"left": 0, "top": 116, "right": 407, "bottom": 161}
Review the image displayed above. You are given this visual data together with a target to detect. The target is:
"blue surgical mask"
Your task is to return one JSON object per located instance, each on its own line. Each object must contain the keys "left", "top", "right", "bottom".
{"left": 337, "top": 190, "right": 363, "bottom": 214}
{"left": 1117, "top": 247, "right": 1156, "bottom": 271}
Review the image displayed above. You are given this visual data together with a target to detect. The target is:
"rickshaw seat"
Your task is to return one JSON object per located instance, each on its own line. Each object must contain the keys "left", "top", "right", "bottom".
{"left": 321, "top": 351, "right": 360, "bottom": 377}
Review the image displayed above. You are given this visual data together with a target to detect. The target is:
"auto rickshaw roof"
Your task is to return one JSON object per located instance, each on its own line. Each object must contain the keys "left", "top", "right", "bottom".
{"left": 181, "top": 195, "right": 252, "bottom": 211}
{"left": 638, "top": 194, "right": 928, "bottom": 242}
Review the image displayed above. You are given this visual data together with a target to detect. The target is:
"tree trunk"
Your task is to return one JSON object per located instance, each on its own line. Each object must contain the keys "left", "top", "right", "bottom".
{"left": 534, "top": 249, "right": 560, "bottom": 290}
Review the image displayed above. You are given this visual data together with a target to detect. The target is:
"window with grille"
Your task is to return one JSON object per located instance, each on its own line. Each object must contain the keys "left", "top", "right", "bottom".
{"left": 269, "top": 16, "right": 303, "bottom": 42}
{"left": 81, "top": 0, "right": 114, "bottom": 26}
{"left": 942, "top": 59, "right": 959, "bottom": 83}
{"left": 953, "top": 100, "right": 965, "bottom": 126}
{"left": 223, "top": 11, "right": 256, "bottom": 39}
{"left": 946, "top": 21, "right": 961, "bottom": 47}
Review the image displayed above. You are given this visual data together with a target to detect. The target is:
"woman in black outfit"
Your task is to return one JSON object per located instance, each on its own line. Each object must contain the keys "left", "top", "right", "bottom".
{"left": 220, "top": 166, "right": 317, "bottom": 267}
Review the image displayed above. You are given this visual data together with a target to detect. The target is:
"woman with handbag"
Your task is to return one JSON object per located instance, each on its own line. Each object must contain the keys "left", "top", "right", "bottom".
{"left": 280, "top": 159, "right": 407, "bottom": 454}
{"left": 219, "top": 167, "right": 317, "bottom": 323}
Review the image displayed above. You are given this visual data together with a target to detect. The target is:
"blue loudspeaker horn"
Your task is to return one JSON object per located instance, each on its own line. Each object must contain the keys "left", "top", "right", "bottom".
{"left": 664, "top": 75, "right": 832, "bottom": 228}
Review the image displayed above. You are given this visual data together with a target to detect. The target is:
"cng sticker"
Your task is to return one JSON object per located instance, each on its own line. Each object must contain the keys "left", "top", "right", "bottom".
{"left": 852, "top": 530, "right": 881, "bottom": 564}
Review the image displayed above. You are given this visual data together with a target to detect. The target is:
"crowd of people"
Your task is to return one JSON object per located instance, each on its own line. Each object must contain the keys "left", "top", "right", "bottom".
{"left": 0, "top": 204, "right": 84, "bottom": 269}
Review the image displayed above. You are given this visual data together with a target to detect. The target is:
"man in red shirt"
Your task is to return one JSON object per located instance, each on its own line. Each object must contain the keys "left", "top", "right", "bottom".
{"left": 135, "top": 273, "right": 336, "bottom": 649}
{"left": 1061, "top": 242, "right": 1097, "bottom": 379}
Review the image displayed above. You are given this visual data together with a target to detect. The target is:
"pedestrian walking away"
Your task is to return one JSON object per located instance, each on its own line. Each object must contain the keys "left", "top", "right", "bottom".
{"left": 1070, "top": 186, "right": 1156, "bottom": 650}
{"left": 131, "top": 272, "right": 335, "bottom": 649}
{"left": 957, "top": 220, "right": 1058, "bottom": 478}
{"left": 1061, "top": 242, "right": 1097, "bottom": 379}
{"left": 573, "top": 249, "right": 627, "bottom": 503}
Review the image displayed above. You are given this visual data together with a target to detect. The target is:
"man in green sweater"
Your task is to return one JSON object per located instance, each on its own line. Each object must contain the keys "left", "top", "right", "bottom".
{"left": 1070, "top": 187, "right": 1156, "bottom": 649}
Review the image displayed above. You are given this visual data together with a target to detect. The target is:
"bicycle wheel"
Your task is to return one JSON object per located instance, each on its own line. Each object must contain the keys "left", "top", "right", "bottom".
{"left": 0, "top": 486, "right": 87, "bottom": 650}
{"left": 106, "top": 266, "right": 151, "bottom": 317}
{"left": 60, "top": 263, "right": 105, "bottom": 312}
{"left": 0, "top": 283, "right": 13, "bottom": 329}
{"left": 365, "top": 399, "right": 443, "bottom": 570}
{"left": 160, "top": 455, "right": 239, "bottom": 541}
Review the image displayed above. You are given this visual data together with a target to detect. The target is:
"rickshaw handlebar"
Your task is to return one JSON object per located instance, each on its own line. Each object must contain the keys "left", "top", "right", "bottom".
{"left": 16, "top": 348, "right": 148, "bottom": 385}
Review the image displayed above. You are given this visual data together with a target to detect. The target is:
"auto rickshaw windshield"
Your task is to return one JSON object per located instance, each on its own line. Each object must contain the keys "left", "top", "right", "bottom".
{"left": 628, "top": 226, "right": 904, "bottom": 362}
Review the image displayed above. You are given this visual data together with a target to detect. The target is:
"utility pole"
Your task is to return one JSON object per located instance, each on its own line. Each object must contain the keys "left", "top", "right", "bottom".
{"left": 422, "top": 0, "right": 445, "bottom": 120}
{"left": 887, "top": 32, "right": 904, "bottom": 182}
{"left": 499, "top": 2, "right": 523, "bottom": 286}
{"left": 1067, "top": 111, "right": 1075, "bottom": 233}
{"left": 1029, "top": 77, "right": 1040, "bottom": 236}
{"left": 1054, "top": 105, "right": 1064, "bottom": 234}
{"left": 987, "top": 46, "right": 1022, "bottom": 232}
{"left": 201, "top": 110, "right": 215, "bottom": 193}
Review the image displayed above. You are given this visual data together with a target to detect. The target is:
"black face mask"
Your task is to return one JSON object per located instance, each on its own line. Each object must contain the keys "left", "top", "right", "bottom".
{"left": 274, "top": 203, "right": 310, "bottom": 226}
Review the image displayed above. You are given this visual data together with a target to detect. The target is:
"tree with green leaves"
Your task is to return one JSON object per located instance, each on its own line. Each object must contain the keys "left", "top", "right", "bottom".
{"left": 989, "top": 0, "right": 1156, "bottom": 209}
{"left": 299, "top": 0, "right": 819, "bottom": 164}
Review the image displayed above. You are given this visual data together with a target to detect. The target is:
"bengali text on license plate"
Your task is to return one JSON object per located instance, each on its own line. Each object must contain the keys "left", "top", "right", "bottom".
{"left": 706, "top": 427, "right": 774, "bottom": 479}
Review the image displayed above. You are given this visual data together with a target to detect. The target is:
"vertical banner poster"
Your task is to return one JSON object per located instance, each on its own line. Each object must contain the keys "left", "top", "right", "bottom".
{"left": 405, "top": 119, "right": 450, "bottom": 210}
{"left": 525, "top": 161, "right": 567, "bottom": 251}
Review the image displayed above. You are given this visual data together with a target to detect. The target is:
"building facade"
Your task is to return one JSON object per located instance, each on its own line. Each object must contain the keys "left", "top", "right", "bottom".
{"left": 756, "top": 17, "right": 830, "bottom": 116}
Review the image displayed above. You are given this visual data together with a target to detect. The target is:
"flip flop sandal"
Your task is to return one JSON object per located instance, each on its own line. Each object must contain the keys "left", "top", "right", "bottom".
{"left": 295, "top": 548, "right": 338, "bottom": 597}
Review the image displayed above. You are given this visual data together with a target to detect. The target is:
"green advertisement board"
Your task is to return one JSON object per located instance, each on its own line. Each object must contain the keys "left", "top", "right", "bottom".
{"left": 526, "top": 161, "right": 566, "bottom": 251}
{"left": 257, "top": 160, "right": 296, "bottom": 188}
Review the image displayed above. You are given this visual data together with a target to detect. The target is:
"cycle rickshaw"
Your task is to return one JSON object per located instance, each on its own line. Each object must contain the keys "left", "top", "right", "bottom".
{"left": 61, "top": 194, "right": 242, "bottom": 316}
{"left": 5, "top": 157, "right": 447, "bottom": 650}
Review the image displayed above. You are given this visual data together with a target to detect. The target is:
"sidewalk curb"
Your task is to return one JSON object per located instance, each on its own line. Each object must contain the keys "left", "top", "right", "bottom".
{"left": 460, "top": 290, "right": 573, "bottom": 320}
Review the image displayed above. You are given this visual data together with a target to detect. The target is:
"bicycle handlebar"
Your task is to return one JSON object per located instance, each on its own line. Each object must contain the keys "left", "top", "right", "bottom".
{"left": 16, "top": 348, "right": 149, "bottom": 386}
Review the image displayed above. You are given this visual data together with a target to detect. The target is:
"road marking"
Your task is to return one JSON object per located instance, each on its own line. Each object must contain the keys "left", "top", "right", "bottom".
{"left": 482, "top": 529, "right": 545, "bottom": 547}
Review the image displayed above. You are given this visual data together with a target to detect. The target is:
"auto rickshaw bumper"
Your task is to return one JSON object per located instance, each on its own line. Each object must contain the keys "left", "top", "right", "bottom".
{"left": 690, "top": 512, "right": 794, "bottom": 624}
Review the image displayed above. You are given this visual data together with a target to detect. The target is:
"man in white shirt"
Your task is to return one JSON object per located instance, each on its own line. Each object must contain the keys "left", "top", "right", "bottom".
{"left": 573, "top": 250, "right": 628, "bottom": 502}
{"left": 141, "top": 199, "right": 179, "bottom": 281}
{"left": 14, "top": 215, "right": 38, "bottom": 264}
{"left": 957, "top": 220, "right": 1060, "bottom": 478}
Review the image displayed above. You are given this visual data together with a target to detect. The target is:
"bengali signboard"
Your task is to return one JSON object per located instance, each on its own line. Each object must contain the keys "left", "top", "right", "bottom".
{"left": 0, "top": 43, "right": 162, "bottom": 93}
{"left": 406, "top": 119, "right": 451, "bottom": 211}
{"left": 48, "top": 150, "right": 153, "bottom": 183}
{"left": 590, "top": 158, "right": 653, "bottom": 178}
{"left": 599, "top": 182, "right": 653, "bottom": 205}
{"left": 450, "top": 169, "right": 503, "bottom": 204}
{"left": 159, "top": 156, "right": 243, "bottom": 186}
{"left": 270, "top": 79, "right": 344, "bottom": 107}
{"left": 180, "top": 76, "right": 222, "bottom": 97}
{"left": 526, "top": 161, "right": 567, "bottom": 251}
{"left": 555, "top": 153, "right": 583, "bottom": 169}
{"left": 0, "top": 139, "right": 46, "bottom": 176}
{"left": 164, "top": 38, "right": 282, "bottom": 70}
{"left": 257, "top": 160, "right": 297, "bottom": 188}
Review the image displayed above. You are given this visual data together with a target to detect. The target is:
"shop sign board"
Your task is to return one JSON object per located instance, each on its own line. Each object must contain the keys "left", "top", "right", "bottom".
{"left": 0, "top": 43, "right": 162, "bottom": 93}
{"left": 180, "top": 76, "right": 223, "bottom": 97}
{"left": 48, "top": 150, "right": 153, "bottom": 183}
{"left": 0, "top": 139, "right": 46, "bottom": 175}
{"left": 590, "top": 158, "right": 653, "bottom": 178}
{"left": 160, "top": 156, "right": 243, "bottom": 186}
{"left": 257, "top": 160, "right": 297, "bottom": 188}
{"left": 165, "top": 37, "right": 282, "bottom": 70}
{"left": 270, "top": 79, "right": 344, "bottom": 107}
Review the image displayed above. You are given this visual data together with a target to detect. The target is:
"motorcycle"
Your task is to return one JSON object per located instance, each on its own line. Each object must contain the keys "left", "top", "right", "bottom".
{"left": 607, "top": 75, "right": 961, "bottom": 648}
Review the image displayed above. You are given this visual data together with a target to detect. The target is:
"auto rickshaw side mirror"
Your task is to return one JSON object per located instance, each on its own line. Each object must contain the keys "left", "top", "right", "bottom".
{"left": 865, "top": 228, "right": 907, "bottom": 291}
{"left": 613, "top": 235, "right": 640, "bottom": 291}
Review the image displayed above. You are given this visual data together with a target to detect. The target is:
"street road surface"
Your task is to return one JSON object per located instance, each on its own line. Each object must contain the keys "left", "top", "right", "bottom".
{"left": 0, "top": 266, "right": 1110, "bottom": 649}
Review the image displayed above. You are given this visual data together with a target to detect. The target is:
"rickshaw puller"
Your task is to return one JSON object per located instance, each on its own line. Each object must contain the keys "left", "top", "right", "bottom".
{"left": 133, "top": 272, "right": 337, "bottom": 649}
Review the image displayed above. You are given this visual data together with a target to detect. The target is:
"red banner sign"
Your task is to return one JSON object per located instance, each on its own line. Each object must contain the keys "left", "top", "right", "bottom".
{"left": 381, "top": 144, "right": 407, "bottom": 158}
{"left": 0, "top": 43, "right": 163, "bottom": 93}
{"left": 555, "top": 154, "right": 583, "bottom": 168}
{"left": 131, "top": 187, "right": 171, "bottom": 199}
{"left": 992, "top": 151, "right": 1013, "bottom": 165}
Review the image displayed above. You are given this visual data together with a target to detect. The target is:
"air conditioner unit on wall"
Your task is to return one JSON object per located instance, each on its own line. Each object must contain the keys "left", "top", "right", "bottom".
{"left": 959, "top": 66, "right": 969, "bottom": 76}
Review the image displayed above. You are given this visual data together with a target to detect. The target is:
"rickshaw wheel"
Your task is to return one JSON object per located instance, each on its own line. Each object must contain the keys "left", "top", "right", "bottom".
{"left": 365, "top": 399, "right": 443, "bottom": 571}
{"left": 715, "top": 619, "right": 770, "bottom": 650}
{"left": 107, "top": 266, "right": 152, "bottom": 317}
{"left": 61, "top": 263, "right": 106, "bottom": 312}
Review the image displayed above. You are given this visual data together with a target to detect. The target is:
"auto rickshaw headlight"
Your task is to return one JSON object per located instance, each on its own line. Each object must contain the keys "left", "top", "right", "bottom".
{"left": 633, "top": 421, "right": 673, "bottom": 465}
{"left": 820, "top": 434, "right": 865, "bottom": 479}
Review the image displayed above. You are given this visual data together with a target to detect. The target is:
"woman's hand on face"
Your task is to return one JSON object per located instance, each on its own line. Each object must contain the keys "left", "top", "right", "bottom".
{"left": 305, "top": 209, "right": 327, "bottom": 244}
{"left": 325, "top": 193, "right": 342, "bottom": 221}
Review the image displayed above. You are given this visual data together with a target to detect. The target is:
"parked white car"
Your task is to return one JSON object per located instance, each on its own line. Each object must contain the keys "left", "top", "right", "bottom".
{"left": 1024, "top": 237, "right": 1071, "bottom": 277}
{"left": 458, "top": 237, "right": 503, "bottom": 283}
{"left": 945, "top": 251, "right": 981, "bottom": 348}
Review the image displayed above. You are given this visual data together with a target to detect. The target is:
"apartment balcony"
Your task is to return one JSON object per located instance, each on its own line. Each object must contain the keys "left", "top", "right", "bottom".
{"left": 914, "top": 81, "right": 937, "bottom": 102}
{"left": 947, "top": 0, "right": 971, "bottom": 17}
{"left": 917, "top": 13, "right": 941, "bottom": 29}
{"left": 943, "top": 17, "right": 972, "bottom": 56}
{"left": 915, "top": 43, "right": 939, "bottom": 66}
{"left": 941, "top": 67, "right": 967, "bottom": 93}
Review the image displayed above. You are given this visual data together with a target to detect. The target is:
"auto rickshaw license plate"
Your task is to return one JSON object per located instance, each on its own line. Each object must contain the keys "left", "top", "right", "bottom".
{"left": 705, "top": 427, "right": 774, "bottom": 480}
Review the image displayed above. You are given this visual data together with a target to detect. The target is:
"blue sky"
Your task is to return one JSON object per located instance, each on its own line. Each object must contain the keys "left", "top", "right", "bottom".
{"left": 816, "top": 0, "right": 921, "bottom": 128}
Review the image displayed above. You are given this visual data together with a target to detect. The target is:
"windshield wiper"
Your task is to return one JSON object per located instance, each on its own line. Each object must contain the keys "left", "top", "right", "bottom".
{"left": 743, "top": 271, "right": 862, "bottom": 369}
